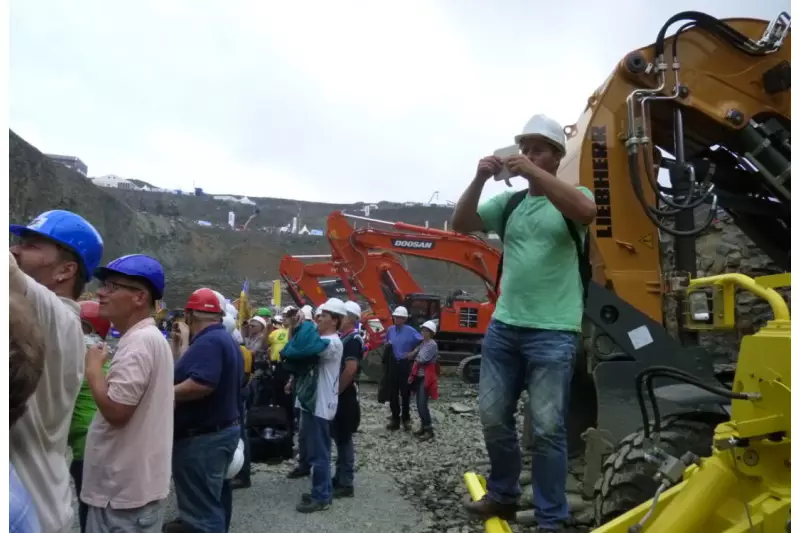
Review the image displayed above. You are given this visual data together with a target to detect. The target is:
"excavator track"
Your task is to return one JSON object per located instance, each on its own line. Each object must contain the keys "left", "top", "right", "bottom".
{"left": 457, "top": 354, "right": 482, "bottom": 385}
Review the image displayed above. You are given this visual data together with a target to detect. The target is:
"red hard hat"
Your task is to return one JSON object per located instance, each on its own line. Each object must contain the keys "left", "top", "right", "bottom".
{"left": 79, "top": 300, "right": 111, "bottom": 339}
{"left": 185, "top": 288, "right": 223, "bottom": 313}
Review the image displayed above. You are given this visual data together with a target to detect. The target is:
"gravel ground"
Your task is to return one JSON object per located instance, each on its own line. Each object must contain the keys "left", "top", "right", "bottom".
{"left": 71, "top": 374, "right": 594, "bottom": 532}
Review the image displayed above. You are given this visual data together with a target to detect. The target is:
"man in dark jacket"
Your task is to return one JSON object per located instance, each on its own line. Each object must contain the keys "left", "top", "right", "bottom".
{"left": 331, "top": 300, "right": 363, "bottom": 497}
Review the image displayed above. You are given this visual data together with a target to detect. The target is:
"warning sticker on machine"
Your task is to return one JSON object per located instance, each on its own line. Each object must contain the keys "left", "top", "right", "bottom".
{"left": 627, "top": 325, "right": 654, "bottom": 350}
{"left": 639, "top": 234, "right": 654, "bottom": 249}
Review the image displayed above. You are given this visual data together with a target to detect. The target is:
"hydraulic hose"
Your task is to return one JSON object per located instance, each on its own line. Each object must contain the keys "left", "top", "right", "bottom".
{"left": 635, "top": 366, "right": 752, "bottom": 439}
{"left": 655, "top": 11, "right": 774, "bottom": 58}
{"left": 628, "top": 152, "right": 718, "bottom": 237}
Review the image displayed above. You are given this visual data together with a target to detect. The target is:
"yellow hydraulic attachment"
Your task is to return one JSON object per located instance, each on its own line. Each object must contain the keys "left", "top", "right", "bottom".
{"left": 591, "top": 272, "right": 790, "bottom": 532}
{"left": 463, "top": 473, "right": 512, "bottom": 533}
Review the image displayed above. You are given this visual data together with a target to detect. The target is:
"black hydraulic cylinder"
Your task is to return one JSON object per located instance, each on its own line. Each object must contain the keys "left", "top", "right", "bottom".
{"left": 671, "top": 108, "right": 698, "bottom": 345}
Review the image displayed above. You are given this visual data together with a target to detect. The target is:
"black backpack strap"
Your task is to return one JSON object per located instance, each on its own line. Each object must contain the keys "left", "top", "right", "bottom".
{"left": 562, "top": 215, "right": 591, "bottom": 300}
{"left": 493, "top": 190, "right": 528, "bottom": 295}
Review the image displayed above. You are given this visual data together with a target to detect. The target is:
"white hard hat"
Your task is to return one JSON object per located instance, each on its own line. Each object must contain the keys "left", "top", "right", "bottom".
{"left": 249, "top": 316, "right": 267, "bottom": 329}
{"left": 421, "top": 320, "right": 438, "bottom": 334}
{"left": 273, "top": 314, "right": 284, "bottom": 324}
{"left": 344, "top": 301, "right": 361, "bottom": 317}
{"left": 225, "top": 439, "right": 245, "bottom": 479}
{"left": 222, "top": 314, "right": 236, "bottom": 334}
{"left": 212, "top": 290, "right": 227, "bottom": 314}
{"left": 392, "top": 306, "right": 409, "bottom": 318}
{"left": 301, "top": 305, "right": 314, "bottom": 320}
{"left": 515, "top": 114, "right": 567, "bottom": 154}
{"left": 319, "top": 298, "right": 347, "bottom": 316}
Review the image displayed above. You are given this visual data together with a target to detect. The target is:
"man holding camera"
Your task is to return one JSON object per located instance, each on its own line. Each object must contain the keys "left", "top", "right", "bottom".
{"left": 452, "top": 114, "right": 597, "bottom": 532}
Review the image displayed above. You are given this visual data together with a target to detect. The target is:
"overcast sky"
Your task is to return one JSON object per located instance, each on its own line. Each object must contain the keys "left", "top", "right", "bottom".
{"left": 10, "top": 0, "right": 790, "bottom": 204}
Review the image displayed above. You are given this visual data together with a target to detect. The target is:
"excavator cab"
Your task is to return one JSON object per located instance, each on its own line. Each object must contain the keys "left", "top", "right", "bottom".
{"left": 403, "top": 293, "right": 441, "bottom": 330}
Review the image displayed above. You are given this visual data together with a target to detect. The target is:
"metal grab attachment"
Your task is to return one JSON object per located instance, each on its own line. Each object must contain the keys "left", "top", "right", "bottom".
{"left": 463, "top": 472, "right": 513, "bottom": 533}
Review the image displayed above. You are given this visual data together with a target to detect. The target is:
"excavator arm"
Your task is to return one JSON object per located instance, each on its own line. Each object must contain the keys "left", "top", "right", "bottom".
{"left": 327, "top": 210, "right": 502, "bottom": 303}
{"left": 278, "top": 254, "right": 351, "bottom": 308}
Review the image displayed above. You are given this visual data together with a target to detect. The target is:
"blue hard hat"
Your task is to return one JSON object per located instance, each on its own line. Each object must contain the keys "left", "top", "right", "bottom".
{"left": 10, "top": 210, "right": 104, "bottom": 281}
{"left": 94, "top": 254, "right": 166, "bottom": 300}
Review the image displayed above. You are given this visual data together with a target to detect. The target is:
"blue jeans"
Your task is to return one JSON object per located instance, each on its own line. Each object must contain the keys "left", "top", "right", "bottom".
{"left": 302, "top": 411, "right": 333, "bottom": 504}
{"left": 478, "top": 319, "right": 576, "bottom": 529}
{"left": 173, "top": 426, "right": 240, "bottom": 533}
{"left": 332, "top": 428, "right": 355, "bottom": 488}
{"left": 415, "top": 377, "right": 432, "bottom": 427}
{"left": 221, "top": 481, "right": 232, "bottom": 532}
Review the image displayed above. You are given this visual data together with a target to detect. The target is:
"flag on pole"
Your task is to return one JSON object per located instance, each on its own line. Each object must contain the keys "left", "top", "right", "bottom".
{"left": 238, "top": 279, "right": 250, "bottom": 329}
{"left": 272, "top": 279, "right": 281, "bottom": 309}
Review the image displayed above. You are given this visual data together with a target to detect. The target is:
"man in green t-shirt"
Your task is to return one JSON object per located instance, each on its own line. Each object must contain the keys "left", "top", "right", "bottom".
{"left": 452, "top": 114, "right": 597, "bottom": 532}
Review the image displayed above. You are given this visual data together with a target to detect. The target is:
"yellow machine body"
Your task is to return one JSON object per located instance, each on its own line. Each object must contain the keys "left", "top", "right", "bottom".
{"left": 590, "top": 273, "right": 791, "bottom": 533}
{"left": 557, "top": 17, "right": 790, "bottom": 324}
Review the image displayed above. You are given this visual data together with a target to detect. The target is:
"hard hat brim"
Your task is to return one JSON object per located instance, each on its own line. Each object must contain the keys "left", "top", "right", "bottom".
{"left": 94, "top": 267, "right": 164, "bottom": 300}
{"left": 514, "top": 133, "right": 565, "bottom": 154}
{"left": 9, "top": 224, "right": 30, "bottom": 237}
{"left": 10, "top": 225, "right": 93, "bottom": 281}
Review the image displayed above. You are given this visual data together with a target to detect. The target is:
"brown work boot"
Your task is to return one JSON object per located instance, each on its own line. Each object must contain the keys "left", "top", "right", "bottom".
{"left": 402, "top": 420, "right": 412, "bottom": 432}
{"left": 386, "top": 419, "right": 401, "bottom": 431}
{"left": 463, "top": 495, "right": 518, "bottom": 521}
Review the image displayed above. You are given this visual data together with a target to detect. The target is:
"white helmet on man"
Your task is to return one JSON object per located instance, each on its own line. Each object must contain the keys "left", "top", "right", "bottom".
{"left": 344, "top": 300, "right": 361, "bottom": 318}
{"left": 392, "top": 306, "right": 409, "bottom": 318}
{"left": 514, "top": 114, "right": 567, "bottom": 154}
{"left": 319, "top": 297, "right": 347, "bottom": 316}
{"left": 301, "top": 305, "right": 314, "bottom": 321}
{"left": 421, "top": 320, "right": 438, "bottom": 334}
{"left": 222, "top": 314, "right": 237, "bottom": 334}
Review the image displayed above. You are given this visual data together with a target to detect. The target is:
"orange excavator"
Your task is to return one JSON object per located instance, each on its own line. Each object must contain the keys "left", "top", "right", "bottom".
{"left": 279, "top": 253, "right": 361, "bottom": 307}
{"left": 278, "top": 251, "right": 423, "bottom": 350}
{"left": 278, "top": 251, "right": 427, "bottom": 311}
{"left": 326, "top": 210, "right": 502, "bottom": 375}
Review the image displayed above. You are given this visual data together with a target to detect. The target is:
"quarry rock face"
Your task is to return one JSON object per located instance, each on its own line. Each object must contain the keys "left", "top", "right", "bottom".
{"left": 10, "top": 130, "right": 786, "bottom": 359}
{"left": 9, "top": 130, "right": 476, "bottom": 306}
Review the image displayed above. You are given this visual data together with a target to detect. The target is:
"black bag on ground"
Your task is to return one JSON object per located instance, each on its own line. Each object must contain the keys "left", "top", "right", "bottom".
{"left": 246, "top": 367, "right": 294, "bottom": 463}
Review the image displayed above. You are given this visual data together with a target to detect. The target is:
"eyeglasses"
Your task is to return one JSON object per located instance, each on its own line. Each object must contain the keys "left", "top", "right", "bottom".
{"left": 100, "top": 280, "right": 146, "bottom": 293}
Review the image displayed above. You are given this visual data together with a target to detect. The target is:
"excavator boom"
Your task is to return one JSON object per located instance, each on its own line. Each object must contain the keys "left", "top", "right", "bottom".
{"left": 327, "top": 211, "right": 502, "bottom": 302}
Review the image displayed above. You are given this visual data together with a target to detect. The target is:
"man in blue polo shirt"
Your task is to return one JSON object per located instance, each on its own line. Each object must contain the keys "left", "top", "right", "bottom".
{"left": 168, "top": 288, "right": 243, "bottom": 533}
{"left": 384, "top": 306, "right": 423, "bottom": 431}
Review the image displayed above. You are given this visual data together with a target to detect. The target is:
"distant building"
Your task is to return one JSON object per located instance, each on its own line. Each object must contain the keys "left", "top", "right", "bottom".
{"left": 212, "top": 195, "right": 256, "bottom": 206}
{"left": 91, "top": 174, "right": 141, "bottom": 190}
{"left": 45, "top": 153, "right": 88, "bottom": 176}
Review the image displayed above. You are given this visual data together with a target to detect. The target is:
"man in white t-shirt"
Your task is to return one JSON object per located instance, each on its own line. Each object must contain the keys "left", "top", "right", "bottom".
{"left": 296, "top": 298, "right": 344, "bottom": 514}
{"left": 9, "top": 210, "right": 105, "bottom": 533}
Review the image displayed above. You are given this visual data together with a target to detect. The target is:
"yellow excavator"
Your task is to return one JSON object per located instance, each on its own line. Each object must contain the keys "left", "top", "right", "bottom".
{"left": 464, "top": 9, "right": 791, "bottom": 533}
